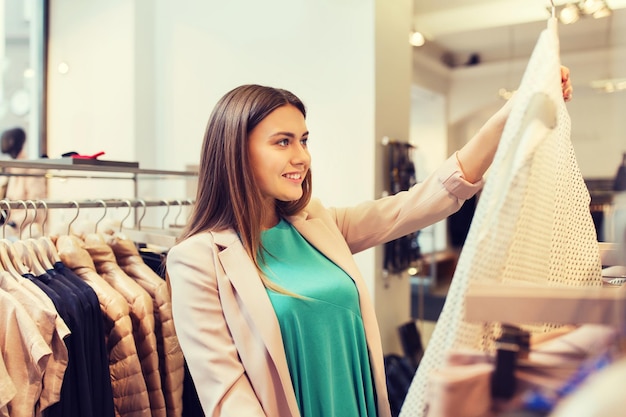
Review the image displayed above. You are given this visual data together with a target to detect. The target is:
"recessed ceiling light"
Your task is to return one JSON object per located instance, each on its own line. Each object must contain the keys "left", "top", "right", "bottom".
{"left": 592, "top": 5, "right": 611, "bottom": 18}
{"left": 560, "top": 3, "right": 580, "bottom": 24}
{"left": 580, "top": 0, "right": 603, "bottom": 14}
{"left": 409, "top": 32, "right": 425, "bottom": 47}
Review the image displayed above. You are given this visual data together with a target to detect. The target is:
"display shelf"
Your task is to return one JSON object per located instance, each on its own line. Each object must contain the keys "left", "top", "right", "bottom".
{"left": 0, "top": 159, "right": 197, "bottom": 177}
{"left": 0, "top": 158, "right": 198, "bottom": 200}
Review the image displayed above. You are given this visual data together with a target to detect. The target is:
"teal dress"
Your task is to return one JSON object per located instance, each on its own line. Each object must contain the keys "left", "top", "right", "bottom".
{"left": 260, "top": 219, "right": 378, "bottom": 417}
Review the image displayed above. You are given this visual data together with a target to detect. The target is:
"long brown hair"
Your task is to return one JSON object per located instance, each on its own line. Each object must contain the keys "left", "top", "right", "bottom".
{"left": 181, "top": 84, "right": 313, "bottom": 290}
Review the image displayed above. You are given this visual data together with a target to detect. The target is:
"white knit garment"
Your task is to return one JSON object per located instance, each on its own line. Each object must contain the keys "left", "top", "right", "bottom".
{"left": 400, "top": 19, "right": 602, "bottom": 417}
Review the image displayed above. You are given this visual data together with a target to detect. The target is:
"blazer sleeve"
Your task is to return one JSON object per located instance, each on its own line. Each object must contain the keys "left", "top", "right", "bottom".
{"left": 328, "top": 154, "right": 483, "bottom": 254}
{"left": 166, "top": 236, "right": 267, "bottom": 417}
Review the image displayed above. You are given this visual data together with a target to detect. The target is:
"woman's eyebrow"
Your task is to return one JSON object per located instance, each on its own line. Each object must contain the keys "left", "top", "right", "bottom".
{"left": 270, "top": 131, "right": 309, "bottom": 138}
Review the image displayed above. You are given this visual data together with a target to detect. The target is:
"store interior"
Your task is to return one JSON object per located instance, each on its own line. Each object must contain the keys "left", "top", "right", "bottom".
{"left": 0, "top": 1, "right": 625, "bottom": 415}
{"left": 2, "top": 0, "right": 625, "bottom": 350}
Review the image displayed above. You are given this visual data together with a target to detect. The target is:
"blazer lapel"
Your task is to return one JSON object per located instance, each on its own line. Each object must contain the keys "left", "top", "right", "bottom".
{"left": 210, "top": 230, "right": 298, "bottom": 414}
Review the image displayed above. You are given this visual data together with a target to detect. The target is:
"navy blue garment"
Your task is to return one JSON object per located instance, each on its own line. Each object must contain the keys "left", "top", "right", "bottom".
{"left": 26, "top": 272, "right": 88, "bottom": 417}
{"left": 52, "top": 262, "right": 114, "bottom": 417}
{"left": 28, "top": 267, "right": 113, "bottom": 417}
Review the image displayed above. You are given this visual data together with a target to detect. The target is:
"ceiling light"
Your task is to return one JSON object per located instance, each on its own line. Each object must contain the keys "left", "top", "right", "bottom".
{"left": 580, "top": 0, "right": 604, "bottom": 14}
{"left": 409, "top": 31, "right": 425, "bottom": 47}
{"left": 559, "top": 3, "right": 580, "bottom": 24}
{"left": 590, "top": 78, "right": 626, "bottom": 93}
{"left": 592, "top": 5, "right": 611, "bottom": 18}
{"left": 552, "top": 0, "right": 612, "bottom": 24}
{"left": 498, "top": 88, "right": 516, "bottom": 100}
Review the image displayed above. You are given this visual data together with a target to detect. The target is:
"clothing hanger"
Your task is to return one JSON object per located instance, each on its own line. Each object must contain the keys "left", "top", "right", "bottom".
{"left": 169, "top": 199, "right": 185, "bottom": 229}
{"left": 119, "top": 199, "right": 177, "bottom": 248}
{"left": 102, "top": 199, "right": 133, "bottom": 243}
{"left": 99, "top": 199, "right": 133, "bottom": 239}
{"left": 94, "top": 199, "right": 108, "bottom": 233}
{"left": 66, "top": 200, "right": 80, "bottom": 236}
{"left": 10, "top": 200, "right": 48, "bottom": 276}
{"left": 0, "top": 200, "right": 23, "bottom": 279}
{"left": 34, "top": 199, "right": 62, "bottom": 264}
{"left": 150, "top": 200, "right": 181, "bottom": 236}
{"left": 548, "top": 0, "right": 559, "bottom": 31}
{"left": 85, "top": 199, "right": 114, "bottom": 244}
{"left": 0, "top": 200, "right": 34, "bottom": 277}
{"left": 22, "top": 200, "right": 55, "bottom": 271}
{"left": 161, "top": 199, "right": 170, "bottom": 230}
{"left": 132, "top": 199, "right": 180, "bottom": 237}
{"left": 117, "top": 199, "right": 147, "bottom": 243}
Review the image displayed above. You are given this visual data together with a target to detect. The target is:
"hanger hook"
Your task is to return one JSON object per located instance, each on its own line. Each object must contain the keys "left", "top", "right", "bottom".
{"left": 174, "top": 199, "right": 183, "bottom": 226}
{"left": 136, "top": 199, "right": 147, "bottom": 231}
{"left": 0, "top": 200, "right": 11, "bottom": 239}
{"left": 16, "top": 200, "right": 28, "bottom": 239}
{"left": 161, "top": 199, "right": 171, "bottom": 229}
{"left": 95, "top": 199, "right": 108, "bottom": 233}
{"left": 36, "top": 200, "right": 49, "bottom": 236}
{"left": 119, "top": 200, "right": 132, "bottom": 232}
{"left": 68, "top": 201, "right": 80, "bottom": 235}
{"left": 26, "top": 200, "right": 39, "bottom": 238}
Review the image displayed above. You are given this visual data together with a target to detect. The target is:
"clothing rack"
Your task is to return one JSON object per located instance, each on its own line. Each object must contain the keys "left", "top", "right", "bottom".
{"left": 0, "top": 166, "right": 199, "bottom": 415}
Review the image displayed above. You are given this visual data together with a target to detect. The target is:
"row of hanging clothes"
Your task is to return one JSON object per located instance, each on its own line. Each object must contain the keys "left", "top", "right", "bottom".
{"left": 0, "top": 198, "right": 205, "bottom": 417}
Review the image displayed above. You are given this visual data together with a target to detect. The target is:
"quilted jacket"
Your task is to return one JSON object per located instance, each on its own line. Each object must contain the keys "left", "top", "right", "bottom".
{"left": 108, "top": 235, "right": 185, "bottom": 417}
{"left": 56, "top": 235, "right": 151, "bottom": 417}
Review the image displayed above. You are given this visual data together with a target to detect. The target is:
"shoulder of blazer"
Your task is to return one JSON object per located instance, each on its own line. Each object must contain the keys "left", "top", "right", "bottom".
{"left": 290, "top": 197, "right": 329, "bottom": 223}
{"left": 169, "top": 229, "right": 240, "bottom": 256}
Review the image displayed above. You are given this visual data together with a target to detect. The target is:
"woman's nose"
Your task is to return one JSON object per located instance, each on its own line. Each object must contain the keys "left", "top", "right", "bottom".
{"left": 291, "top": 144, "right": 310, "bottom": 165}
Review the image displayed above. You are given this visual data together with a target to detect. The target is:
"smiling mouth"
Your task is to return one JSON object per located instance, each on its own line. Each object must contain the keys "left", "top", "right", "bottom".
{"left": 283, "top": 173, "right": 302, "bottom": 180}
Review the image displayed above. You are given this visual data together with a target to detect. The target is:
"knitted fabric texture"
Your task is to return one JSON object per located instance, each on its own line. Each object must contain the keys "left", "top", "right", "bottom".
{"left": 400, "top": 18, "right": 602, "bottom": 417}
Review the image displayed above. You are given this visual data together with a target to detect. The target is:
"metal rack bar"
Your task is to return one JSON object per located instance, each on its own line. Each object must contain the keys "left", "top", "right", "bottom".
{"left": 0, "top": 198, "right": 194, "bottom": 210}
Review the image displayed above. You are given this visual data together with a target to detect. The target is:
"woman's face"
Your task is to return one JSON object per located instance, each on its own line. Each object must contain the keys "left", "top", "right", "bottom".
{"left": 248, "top": 104, "right": 310, "bottom": 204}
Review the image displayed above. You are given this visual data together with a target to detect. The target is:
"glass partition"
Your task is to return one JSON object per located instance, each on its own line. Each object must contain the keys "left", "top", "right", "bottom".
{"left": 0, "top": 0, "right": 47, "bottom": 158}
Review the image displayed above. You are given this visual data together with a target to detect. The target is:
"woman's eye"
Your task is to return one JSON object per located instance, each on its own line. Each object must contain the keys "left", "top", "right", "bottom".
{"left": 277, "top": 139, "right": 289, "bottom": 147}
{"left": 300, "top": 138, "right": 308, "bottom": 146}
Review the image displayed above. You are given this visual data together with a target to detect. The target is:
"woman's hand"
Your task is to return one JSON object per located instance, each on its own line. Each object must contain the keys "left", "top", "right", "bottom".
{"left": 456, "top": 65, "right": 574, "bottom": 183}
{"left": 561, "top": 66, "right": 573, "bottom": 102}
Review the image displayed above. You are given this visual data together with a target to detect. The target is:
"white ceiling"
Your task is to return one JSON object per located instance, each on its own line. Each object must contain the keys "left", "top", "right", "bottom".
{"left": 413, "top": 0, "right": 626, "bottom": 67}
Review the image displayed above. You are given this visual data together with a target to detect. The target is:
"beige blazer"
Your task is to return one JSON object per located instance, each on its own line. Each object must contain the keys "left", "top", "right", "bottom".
{"left": 166, "top": 155, "right": 482, "bottom": 417}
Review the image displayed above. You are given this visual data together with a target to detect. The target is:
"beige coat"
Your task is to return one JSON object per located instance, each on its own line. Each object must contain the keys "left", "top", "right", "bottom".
{"left": 166, "top": 155, "right": 482, "bottom": 417}
{"left": 108, "top": 235, "right": 185, "bottom": 417}
{"left": 83, "top": 234, "right": 167, "bottom": 417}
{"left": 56, "top": 235, "right": 151, "bottom": 417}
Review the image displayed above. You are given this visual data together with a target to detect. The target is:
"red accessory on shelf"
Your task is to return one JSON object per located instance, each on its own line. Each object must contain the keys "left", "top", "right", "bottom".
{"left": 70, "top": 151, "right": 106, "bottom": 160}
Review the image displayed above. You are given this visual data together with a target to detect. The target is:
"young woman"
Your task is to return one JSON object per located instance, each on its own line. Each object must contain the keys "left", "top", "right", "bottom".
{"left": 166, "top": 68, "right": 573, "bottom": 417}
